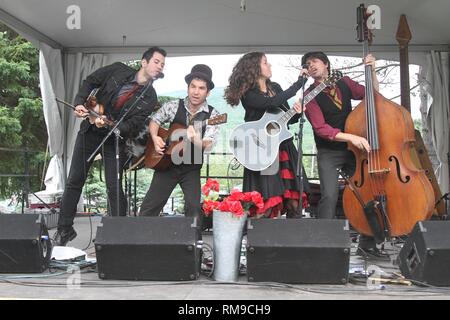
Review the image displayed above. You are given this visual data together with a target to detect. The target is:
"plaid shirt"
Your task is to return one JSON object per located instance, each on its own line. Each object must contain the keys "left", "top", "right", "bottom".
{"left": 150, "top": 97, "right": 220, "bottom": 144}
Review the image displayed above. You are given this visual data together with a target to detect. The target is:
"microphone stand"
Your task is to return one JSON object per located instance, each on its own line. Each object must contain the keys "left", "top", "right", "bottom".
{"left": 295, "top": 75, "right": 308, "bottom": 217}
{"left": 436, "top": 192, "right": 450, "bottom": 220}
{"left": 86, "top": 77, "right": 156, "bottom": 217}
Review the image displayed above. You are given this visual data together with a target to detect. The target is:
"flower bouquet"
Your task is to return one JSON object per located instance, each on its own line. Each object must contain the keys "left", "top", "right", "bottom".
{"left": 201, "top": 178, "right": 264, "bottom": 217}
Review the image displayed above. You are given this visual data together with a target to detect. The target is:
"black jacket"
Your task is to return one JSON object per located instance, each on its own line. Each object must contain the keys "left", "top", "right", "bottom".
{"left": 241, "top": 78, "right": 305, "bottom": 124}
{"left": 73, "top": 62, "right": 158, "bottom": 139}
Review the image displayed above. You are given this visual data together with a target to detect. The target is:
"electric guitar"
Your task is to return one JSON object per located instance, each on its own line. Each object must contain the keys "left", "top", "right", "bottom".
{"left": 229, "top": 71, "right": 342, "bottom": 171}
{"left": 145, "top": 113, "right": 228, "bottom": 170}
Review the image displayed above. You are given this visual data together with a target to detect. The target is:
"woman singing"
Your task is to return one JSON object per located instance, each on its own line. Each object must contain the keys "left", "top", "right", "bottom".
{"left": 224, "top": 52, "right": 310, "bottom": 218}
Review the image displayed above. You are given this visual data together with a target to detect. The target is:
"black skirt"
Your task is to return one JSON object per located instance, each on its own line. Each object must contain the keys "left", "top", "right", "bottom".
{"left": 243, "top": 139, "right": 310, "bottom": 216}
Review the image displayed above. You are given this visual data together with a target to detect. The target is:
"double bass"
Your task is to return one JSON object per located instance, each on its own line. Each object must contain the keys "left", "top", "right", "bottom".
{"left": 342, "top": 4, "right": 435, "bottom": 241}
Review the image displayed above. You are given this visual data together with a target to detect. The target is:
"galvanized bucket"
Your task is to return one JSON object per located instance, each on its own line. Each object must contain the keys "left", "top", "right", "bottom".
{"left": 213, "top": 210, "right": 247, "bottom": 282}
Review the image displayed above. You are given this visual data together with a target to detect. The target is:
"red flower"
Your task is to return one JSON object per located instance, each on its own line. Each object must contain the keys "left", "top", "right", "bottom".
{"left": 227, "top": 200, "right": 244, "bottom": 216}
{"left": 242, "top": 192, "right": 252, "bottom": 202}
{"left": 228, "top": 189, "right": 244, "bottom": 201}
{"left": 201, "top": 180, "right": 264, "bottom": 218}
{"left": 250, "top": 191, "right": 264, "bottom": 209}
{"left": 202, "top": 199, "right": 218, "bottom": 216}
{"left": 202, "top": 178, "right": 220, "bottom": 197}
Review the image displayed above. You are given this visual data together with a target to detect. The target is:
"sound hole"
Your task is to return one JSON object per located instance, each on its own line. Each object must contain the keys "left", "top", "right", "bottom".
{"left": 389, "top": 155, "right": 410, "bottom": 183}
{"left": 266, "top": 121, "right": 281, "bottom": 136}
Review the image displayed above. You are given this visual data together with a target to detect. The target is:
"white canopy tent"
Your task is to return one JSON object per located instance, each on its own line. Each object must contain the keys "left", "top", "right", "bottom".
{"left": 1, "top": 0, "right": 449, "bottom": 193}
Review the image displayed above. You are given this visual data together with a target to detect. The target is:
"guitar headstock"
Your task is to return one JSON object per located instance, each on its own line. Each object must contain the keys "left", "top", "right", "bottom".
{"left": 207, "top": 113, "right": 228, "bottom": 125}
{"left": 324, "top": 70, "right": 343, "bottom": 87}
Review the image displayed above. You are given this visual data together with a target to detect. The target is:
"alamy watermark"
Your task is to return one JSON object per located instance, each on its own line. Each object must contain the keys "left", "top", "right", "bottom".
{"left": 66, "top": 5, "right": 81, "bottom": 30}
{"left": 367, "top": 5, "right": 381, "bottom": 30}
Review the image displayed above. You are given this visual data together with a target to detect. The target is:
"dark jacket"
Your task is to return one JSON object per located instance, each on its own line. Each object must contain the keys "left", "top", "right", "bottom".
{"left": 73, "top": 62, "right": 158, "bottom": 139}
{"left": 241, "top": 78, "right": 305, "bottom": 124}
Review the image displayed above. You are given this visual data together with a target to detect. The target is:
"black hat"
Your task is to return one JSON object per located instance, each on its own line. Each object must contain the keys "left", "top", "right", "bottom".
{"left": 185, "top": 64, "right": 214, "bottom": 90}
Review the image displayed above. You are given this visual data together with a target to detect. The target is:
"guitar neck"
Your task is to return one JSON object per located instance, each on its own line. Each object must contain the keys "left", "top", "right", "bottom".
{"left": 193, "top": 117, "right": 224, "bottom": 131}
{"left": 304, "top": 82, "right": 327, "bottom": 105}
{"left": 279, "top": 82, "right": 327, "bottom": 125}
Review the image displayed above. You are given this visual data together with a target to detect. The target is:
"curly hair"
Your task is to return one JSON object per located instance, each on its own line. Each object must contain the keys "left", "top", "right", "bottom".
{"left": 224, "top": 52, "right": 267, "bottom": 106}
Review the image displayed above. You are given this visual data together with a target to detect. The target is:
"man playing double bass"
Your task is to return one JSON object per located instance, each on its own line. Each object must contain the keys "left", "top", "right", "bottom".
{"left": 301, "top": 51, "right": 385, "bottom": 257}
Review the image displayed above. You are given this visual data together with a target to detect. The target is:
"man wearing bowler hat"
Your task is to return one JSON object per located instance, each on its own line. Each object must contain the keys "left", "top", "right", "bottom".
{"left": 139, "top": 64, "right": 221, "bottom": 224}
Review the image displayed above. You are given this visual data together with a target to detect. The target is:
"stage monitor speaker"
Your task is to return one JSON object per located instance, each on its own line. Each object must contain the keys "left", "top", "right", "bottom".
{"left": 95, "top": 216, "right": 201, "bottom": 281}
{"left": 0, "top": 214, "right": 52, "bottom": 273}
{"left": 246, "top": 218, "right": 350, "bottom": 284}
{"left": 398, "top": 220, "right": 450, "bottom": 286}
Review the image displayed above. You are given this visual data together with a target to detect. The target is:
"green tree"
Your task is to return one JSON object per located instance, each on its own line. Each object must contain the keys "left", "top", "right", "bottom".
{"left": 0, "top": 23, "right": 47, "bottom": 198}
{"left": 0, "top": 24, "right": 181, "bottom": 213}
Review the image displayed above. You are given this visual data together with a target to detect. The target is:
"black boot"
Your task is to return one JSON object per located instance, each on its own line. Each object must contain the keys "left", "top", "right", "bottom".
{"left": 356, "top": 234, "right": 389, "bottom": 259}
{"left": 286, "top": 210, "right": 303, "bottom": 219}
{"left": 53, "top": 226, "right": 77, "bottom": 246}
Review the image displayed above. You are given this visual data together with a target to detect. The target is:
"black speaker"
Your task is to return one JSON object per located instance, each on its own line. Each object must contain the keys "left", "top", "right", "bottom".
{"left": 95, "top": 216, "right": 202, "bottom": 280}
{"left": 398, "top": 221, "right": 450, "bottom": 286}
{"left": 246, "top": 219, "right": 350, "bottom": 284}
{"left": 0, "top": 214, "right": 52, "bottom": 273}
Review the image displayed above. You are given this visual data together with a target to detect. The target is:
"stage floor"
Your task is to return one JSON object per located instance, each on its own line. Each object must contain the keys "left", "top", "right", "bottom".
{"left": 1, "top": 215, "right": 449, "bottom": 300}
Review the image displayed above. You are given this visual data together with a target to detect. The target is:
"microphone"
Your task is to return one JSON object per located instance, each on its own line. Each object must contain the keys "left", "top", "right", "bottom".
{"left": 299, "top": 64, "right": 309, "bottom": 79}
{"left": 155, "top": 72, "right": 165, "bottom": 80}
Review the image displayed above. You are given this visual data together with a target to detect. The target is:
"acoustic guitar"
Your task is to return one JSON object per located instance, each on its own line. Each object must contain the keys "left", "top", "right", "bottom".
{"left": 145, "top": 113, "right": 228, "bottom": 170}
{"left": 229, "top": 71, "right": 342, "bottom": 171}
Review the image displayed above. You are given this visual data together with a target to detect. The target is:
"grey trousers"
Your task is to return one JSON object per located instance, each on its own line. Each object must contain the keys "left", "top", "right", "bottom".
{"left": 317, "top": 148, "right": 355, "bottom": 220}
{"left": 317, "top": 147, "right": 375, "bottom": 248}
{"left": 139, "top": 165, "right": 202, "bottom": 221}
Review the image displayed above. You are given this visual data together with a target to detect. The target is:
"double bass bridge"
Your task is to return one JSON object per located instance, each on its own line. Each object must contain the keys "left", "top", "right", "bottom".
{"left": 368, "top": 168, "right": 391, "bottom": 175}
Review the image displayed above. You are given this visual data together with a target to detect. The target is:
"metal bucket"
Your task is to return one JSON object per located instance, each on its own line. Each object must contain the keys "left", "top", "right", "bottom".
{"left": 213, "top": 210, "right": 247, "bottom": 282}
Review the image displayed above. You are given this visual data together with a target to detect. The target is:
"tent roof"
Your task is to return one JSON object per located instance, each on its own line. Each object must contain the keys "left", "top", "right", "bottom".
{"left": 1, "top": 0, "right": 449, "bottom": 56}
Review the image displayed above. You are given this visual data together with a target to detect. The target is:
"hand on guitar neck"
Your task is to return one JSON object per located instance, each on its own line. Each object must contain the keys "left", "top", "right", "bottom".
{"left": 291, "top": 101, "right": 306, "bottom": 114}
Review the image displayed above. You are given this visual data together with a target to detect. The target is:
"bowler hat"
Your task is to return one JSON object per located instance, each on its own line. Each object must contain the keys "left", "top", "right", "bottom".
{"left": 185, "top": 64, "right": 214, "bottom": 90}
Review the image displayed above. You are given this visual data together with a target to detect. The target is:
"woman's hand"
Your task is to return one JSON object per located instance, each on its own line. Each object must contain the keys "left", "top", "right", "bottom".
{"left": 299, "top": 68, "right": 309, "bottom": 78}
{"left": 292, "top": 101, "right": 305, "bottom": 114}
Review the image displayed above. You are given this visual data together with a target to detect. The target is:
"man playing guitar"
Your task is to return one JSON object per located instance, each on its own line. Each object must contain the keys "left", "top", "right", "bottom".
{"left": 139, "top": 64, "right": 221, "bottom": 227}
